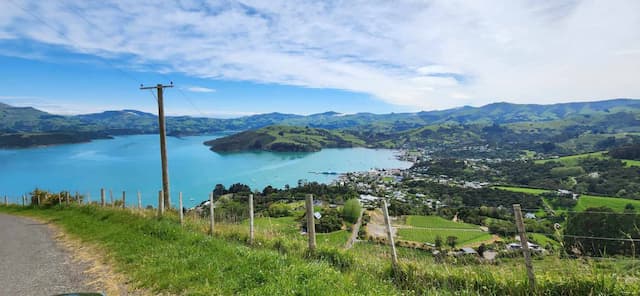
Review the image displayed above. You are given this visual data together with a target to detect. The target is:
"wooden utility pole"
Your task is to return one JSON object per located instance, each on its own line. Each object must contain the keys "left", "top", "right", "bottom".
{"left": 249, "top": 194, "right": 255, "bottom": 245}
{"left": 382, "top": 199, "right": 399, "bottom": 272}
{"left": 305, "top": 194, "right": 317, "bottom": 252}
{"left": 513, "top": 204, "right": 536, "bottom": 290}
{"left": 140, "top": 82, "right": 173, "bottom": 209}
{"left": 158, "top": 190, "right": 164, "bottom": 216}
{"left": 100, "top": 188, "right": 105, "bottom": 207}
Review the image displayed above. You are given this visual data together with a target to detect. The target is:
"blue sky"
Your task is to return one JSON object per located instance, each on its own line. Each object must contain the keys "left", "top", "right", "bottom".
{"left": 1, "top": 1, "right": 639, "bottom": 117}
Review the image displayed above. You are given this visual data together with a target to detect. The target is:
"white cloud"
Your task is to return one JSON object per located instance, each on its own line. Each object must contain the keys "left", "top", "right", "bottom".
{"left": 185, "top": 86, "right": 216, "bottom": 93}
{"left": 0, "top": 0, "right": 639, "bottom": 110}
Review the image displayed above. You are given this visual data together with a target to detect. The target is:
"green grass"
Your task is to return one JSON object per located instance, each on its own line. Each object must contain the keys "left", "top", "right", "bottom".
{"left": 0, "top": 206, "right": 396, "bottom": 295}
{"left": 3, "top": 205, "right": 640, "bottom": 295}
{"left": 317, "top": 230, "right": 350, "bottom": 248}
{"left": 494, "top": 186, "right": 551, "bottom": 195}
{"left": 528, "top": 233, "right": 559, "bottom": 247}
{"left": 574, "top": 195, "right": 640, "bottom": 212}
{"left": 397, "top": 228, "right": 491, "bottom": 246}
{"left": 404, "top": 215, "right": 479, "bottom": 229}
{"left": 623, "top": 159, "right": 640, "bottom": 167}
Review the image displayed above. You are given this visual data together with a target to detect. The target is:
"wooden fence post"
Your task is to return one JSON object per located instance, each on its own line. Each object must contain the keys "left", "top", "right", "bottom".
{"left": 122, "top": 191, "right": 126, "bottom": 209}
{"left": 137, "top": 191, "right": 142, "bottom": 210}
{"left": 382, "top": 199, "right": 399, "bottom": 272}
{"left": 514, "top": 204, "right": 536, "bottom": 291}
{"left": 100, "top": 188, "right": 105, "bottom": 207}
{"left": 86, "top": 192, "right": 91, "bottom": 204}
{"left": 179, "top": 192, "right": 184, "bottom": 226}
{"left": 58, "top": 194, "right": 62, "bottom": 205}
{"left": 209, "top": 193, "right": 215, "bottom": 236}
{"left": 305, "top": 194, "right": 317, "bottom": 252}
{"left": 22, "top": 195, "right": 25, "bottom": 207}
{"left": 249, "top": 194, "right": 255, "bottom": 245}
{"left": 37, "top": 194, "right": 41, "bottom": 206}
{"left": 76, "top": 192, "right": 81, "bottom": 205}
{"left": 109, "top": 189, "right": 114, "bottom": 207}
{"left": 4, "top": 196, "right": 7, "bottom": 206}
{"left": 65, "top": 192, "right": 69, "bottom": 206}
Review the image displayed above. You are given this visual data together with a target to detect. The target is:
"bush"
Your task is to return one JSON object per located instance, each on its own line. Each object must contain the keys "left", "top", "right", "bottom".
{"left": 267, "top": 202, "right": 290, "bottom": 217}
{"left": 342, "top": 198, "right": 362, "bottom": 223}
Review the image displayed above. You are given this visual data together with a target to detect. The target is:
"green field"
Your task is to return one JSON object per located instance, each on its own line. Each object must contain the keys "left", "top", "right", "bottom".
{"left": 528, "top": 233, "right": 559, "bottom": 247}
{"left": 574, "top": 195, "right": 640, "bottom": 212}
{"left": 398, "top": 228, "right": 492, "bottom": 246}
{"left": 494, "top": 186, "right": 551, "bottom": 195}
{"left": 623, "top": 159, "right": 640, "bottom": 167}
{"left": 317, "top": 230, "right": 350, "bottom": 247}
{"left": 535, "top": 151, "right": 639, "bottom": 168}
{"left": 534, "top": 151, "right": 605, "bottom": 166}
{"left": 398, "top": 215, "right": 490, "bottom": 246}
{"left": 404, "top": 215, "right": 479, "bottom": 229}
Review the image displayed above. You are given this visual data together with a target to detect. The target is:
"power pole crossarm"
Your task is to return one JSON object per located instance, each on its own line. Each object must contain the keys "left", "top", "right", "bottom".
{"left": 141, "top": 82, "right": 173, "bottom": 210}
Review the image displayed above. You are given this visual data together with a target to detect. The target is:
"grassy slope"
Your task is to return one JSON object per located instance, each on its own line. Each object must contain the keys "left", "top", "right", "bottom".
{"left": 0, "top": 206, "right": 396, "bottom": 295}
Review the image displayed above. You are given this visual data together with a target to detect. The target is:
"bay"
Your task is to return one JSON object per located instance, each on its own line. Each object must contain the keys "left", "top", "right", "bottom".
{"left": 0, "top": 134, "right": 411, "bottom": 207}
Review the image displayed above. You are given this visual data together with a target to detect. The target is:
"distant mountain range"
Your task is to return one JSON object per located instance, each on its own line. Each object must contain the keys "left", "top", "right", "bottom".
{"left": 1, "top": 98, "right": 640, "bottom": 149}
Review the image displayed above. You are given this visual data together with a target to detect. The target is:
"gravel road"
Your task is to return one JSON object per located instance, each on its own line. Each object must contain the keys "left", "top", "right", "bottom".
{"left": 0, "top": 213, "right": 98, "bottom": 296}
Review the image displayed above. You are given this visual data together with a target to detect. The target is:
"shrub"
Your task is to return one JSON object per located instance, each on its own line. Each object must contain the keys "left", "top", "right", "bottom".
{"left": 342, "top": 198, "right": 362, "bottom": 223}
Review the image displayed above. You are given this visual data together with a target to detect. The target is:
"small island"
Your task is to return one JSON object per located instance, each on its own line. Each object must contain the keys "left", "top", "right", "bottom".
{"left": 204, "top": 125, "right": 366, "bottom": 152}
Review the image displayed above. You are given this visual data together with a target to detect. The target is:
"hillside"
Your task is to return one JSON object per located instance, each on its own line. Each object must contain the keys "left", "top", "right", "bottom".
{"left": 2, "top": 98, "right": 640, "bottom": 148}
{"left": 204, "top": 125, "right": 366, "bottom": 152}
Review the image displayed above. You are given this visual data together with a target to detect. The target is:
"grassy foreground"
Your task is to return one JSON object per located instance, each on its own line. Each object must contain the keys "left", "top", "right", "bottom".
{"left": 0, "top": 205, "right": 395, "bottom": 295}
{"left": 1, "top": 205, "right": 639, "bottom": 295}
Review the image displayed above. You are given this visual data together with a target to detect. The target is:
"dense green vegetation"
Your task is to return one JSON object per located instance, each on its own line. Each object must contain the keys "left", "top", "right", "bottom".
{"left": 204, "top": 125, "right": 365, "bottom": 152}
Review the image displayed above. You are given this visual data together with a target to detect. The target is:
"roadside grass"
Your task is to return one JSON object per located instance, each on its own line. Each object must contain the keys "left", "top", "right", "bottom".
{"left": 0, "top": 205, "right": 396, "bottom": 295}
{"left": 2, "top": 205, "right": 640, "bottom": 295}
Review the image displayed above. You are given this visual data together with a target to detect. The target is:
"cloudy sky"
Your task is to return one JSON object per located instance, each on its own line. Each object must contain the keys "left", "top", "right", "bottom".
{"left": 0, "top": 0, "right": 639, "bottom": 116}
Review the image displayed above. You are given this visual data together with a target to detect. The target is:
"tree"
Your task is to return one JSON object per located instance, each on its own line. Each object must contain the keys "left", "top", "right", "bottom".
{"left": 228, "top": 183, "right": 251, "bottom": 194}
{"left": 213, "top": 184, "right": 226, "bottom": 197}
{"left": 434, "top": 235, "right": 443, "bottom": 250}
{"left": 342, "top": 199, "right": 362, "bottom": 224}
{"left": 446, "top": 236, "right": 458, "bottom": 249}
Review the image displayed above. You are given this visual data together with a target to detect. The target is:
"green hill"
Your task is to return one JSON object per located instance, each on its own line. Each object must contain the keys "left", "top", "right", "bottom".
{"left": 204, "top": 125, "right": 366, "bottom": 152}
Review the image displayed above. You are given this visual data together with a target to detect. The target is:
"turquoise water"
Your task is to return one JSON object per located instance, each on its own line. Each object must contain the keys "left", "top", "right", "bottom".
{"left": 0, "top": 134, "right": 410, "bottom": 207}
